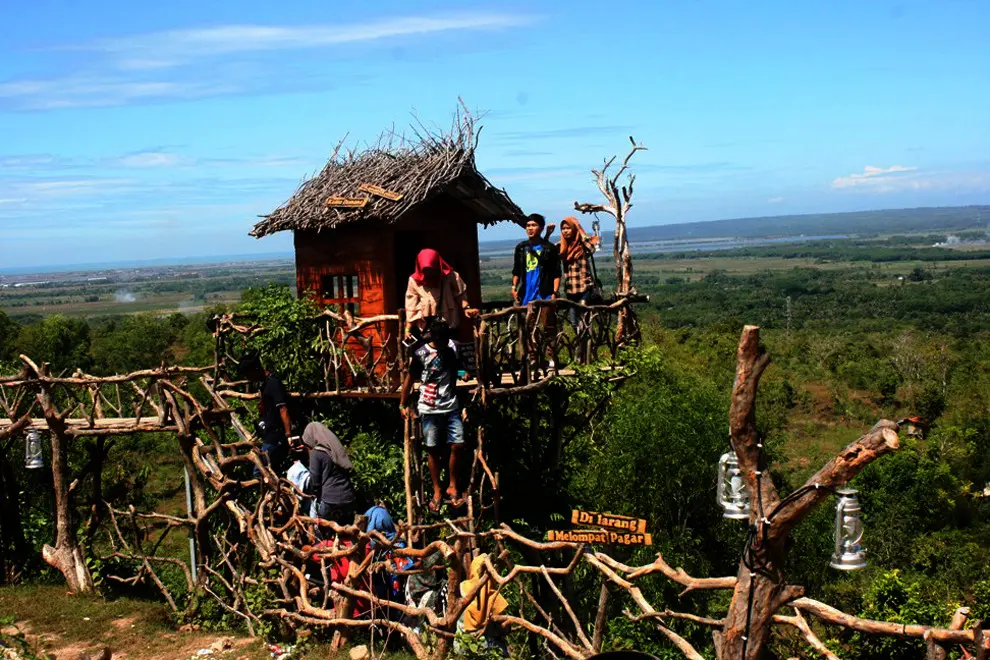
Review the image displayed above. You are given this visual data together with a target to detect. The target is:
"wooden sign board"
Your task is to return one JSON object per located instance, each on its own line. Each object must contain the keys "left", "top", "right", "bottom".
{"left": 547, "top": 529, "right": 652, "bottom": 546}
{"left": 326, "top": 196, "right": 369, "bottom": 208}
{"left": 571, "top": 510, "right": 648, "bottom": 534}
{"left": 358, "top": 183, "right": 403, "bottom": 201}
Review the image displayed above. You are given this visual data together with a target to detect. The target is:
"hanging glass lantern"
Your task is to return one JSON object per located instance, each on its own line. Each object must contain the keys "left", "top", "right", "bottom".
{"left": 24, "top": 429, "right": 44, "bottom": 469}
{"left": 716, "top": 450, "right": 750, "bottom": 520}
{"left": 830, "top": 488, "right": 867, "bottom": 570}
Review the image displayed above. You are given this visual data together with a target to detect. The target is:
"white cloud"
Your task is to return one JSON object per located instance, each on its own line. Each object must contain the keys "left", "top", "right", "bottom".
{"left": 86, "top": 14, "right": 535, "bottom": 67}
{"left": 2, "top": 12, "right": 537, "bottom": 110}
{"left": 16, "top": 178, "right": 134, "bottom": 197}
{"left": 831, "top": 165, "right": 917, "bottom": 189}
{"left": 115, "top": 151, "right": 184, "bottom": 168}
{"left": 0, "top": 155, "right": 60, "bottom": 169}
{"left": 0, "top": 77, "right": 234, "bottom": 110}
{"left": 831, "top": 165, "right": 990, "bottom": 194}
{"left": 768, "top": 196, "right": 785, "bottom": 203}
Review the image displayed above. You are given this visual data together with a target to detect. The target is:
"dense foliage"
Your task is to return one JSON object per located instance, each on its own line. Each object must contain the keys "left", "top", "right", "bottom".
{"left": 2, "top": 239, "right": 990, "bottom": 658}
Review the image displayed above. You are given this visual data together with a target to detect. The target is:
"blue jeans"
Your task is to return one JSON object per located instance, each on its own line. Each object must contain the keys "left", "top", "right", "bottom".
{"left": 421, "top": 410, "right": 465, "bottom": 449}
{"left": 566, "top": 290, "right": 592, "bottom": 329}
{"left": 257, "top": 440, "right": 287, "bottom": 475}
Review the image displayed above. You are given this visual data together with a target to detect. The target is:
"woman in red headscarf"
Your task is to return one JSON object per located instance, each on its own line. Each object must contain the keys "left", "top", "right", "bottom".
{"left": 556, "top": 216, "right": 601, "bottom": 328}
{"left": 404, "top": 249, "right": 478, "bottom": 338}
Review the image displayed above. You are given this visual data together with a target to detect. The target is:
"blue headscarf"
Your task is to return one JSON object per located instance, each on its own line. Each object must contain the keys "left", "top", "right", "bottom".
{"left": 365, "top": 505, "right": 397, "bottom": 544}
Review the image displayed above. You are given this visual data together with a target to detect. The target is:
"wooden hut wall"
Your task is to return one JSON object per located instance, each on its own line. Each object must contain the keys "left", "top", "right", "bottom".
{"left": 293, "top": 226, "right": 394, "bottom": 315}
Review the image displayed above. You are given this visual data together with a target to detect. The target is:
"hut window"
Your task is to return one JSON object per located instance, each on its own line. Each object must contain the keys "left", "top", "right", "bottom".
{"left": 320, "top": 273, "right": 360, "bottom": 315}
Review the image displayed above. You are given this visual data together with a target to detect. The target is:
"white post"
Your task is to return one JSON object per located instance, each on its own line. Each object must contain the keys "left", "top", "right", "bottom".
{"left": 184, "top": 467, "right": 198, "bottom": 582}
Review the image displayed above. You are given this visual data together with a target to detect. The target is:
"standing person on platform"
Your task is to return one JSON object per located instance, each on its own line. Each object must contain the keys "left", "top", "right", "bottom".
{"left": 242, "top": 354, "right": 292, "bottom": 473}
{"left": 301, "top": 421, "right": 357, "bottom": 536}
{"left": 404, "top": 248, "right": 478, "bottom": 339}
{"left": 399, "top": 319, "right": 466, "bottom": 513}
{"left": 556, "top": 216, "right": 601, "bottom": 329}
{"left": 511, "top": 213, "right": 561, "bottom": 369}
{"left": 511, "top": 214, "right": 561, "bottom": 307}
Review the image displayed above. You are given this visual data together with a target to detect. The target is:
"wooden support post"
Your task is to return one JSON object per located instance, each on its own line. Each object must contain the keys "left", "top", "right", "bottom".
{"left": 403, "top": 414, "right": 415, "bottom": 545}
{"left": 925, "top": 607, "right": 969, "bottom": 660}
{"left": 518, "top": 310, "right": 530, "bottom": 385}
{"left": 592, "top": 582, "right": 609, "bottom": 652}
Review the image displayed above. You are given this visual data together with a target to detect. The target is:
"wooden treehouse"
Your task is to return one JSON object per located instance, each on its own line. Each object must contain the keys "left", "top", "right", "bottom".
{"left": 223, "top": 112, "right": 644, "bottom": 397}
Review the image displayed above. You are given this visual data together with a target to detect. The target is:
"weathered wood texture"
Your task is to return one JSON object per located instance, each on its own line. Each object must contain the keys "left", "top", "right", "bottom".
{"left": 718, "top": 326, "right": 901, "bottom": 660}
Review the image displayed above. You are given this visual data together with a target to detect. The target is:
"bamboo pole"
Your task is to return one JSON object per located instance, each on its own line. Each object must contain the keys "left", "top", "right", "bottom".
{"left": 403, "top": 413, "right": 415, "bottom": 545}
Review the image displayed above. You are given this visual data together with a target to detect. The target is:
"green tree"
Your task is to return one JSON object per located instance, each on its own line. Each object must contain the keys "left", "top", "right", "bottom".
{"left": 13, "top": 315, "right": 91, "bottom": 374}
{"left": 0, "top": 310, "right": 19, "bottom": 365}
{"left": 89, "top": 314, "right": 175, "bottom": 374}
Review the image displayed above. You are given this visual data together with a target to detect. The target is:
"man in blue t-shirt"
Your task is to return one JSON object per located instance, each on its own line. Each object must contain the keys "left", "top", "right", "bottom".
{"left": 511, "top": 213, "right": 561, "bottom": 305}
{"left": 511, "top": 214, "right": 562, "bottom": 372}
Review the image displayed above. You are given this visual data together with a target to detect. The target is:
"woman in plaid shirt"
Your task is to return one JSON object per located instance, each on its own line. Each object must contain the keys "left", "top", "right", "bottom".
{"left": 557, "top": 216, "right": 600, "bottom": 328}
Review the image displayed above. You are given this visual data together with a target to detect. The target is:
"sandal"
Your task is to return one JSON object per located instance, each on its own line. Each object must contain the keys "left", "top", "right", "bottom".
{"left": 447, "top": 494, "right": 464, "bottom": 507}
{"left": 428, "top": 497, "right": 442, "bottom": 513}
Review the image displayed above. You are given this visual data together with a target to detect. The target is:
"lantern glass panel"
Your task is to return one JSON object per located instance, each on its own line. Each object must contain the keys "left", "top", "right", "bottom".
{"left": 830, "top": 488, "right": 867, "bottom": 570}
{"left": 717, "top": 451, "right": 750, "bottom": 520}
{"left": 25, "top": 430, "right": 44, "bottom": 469}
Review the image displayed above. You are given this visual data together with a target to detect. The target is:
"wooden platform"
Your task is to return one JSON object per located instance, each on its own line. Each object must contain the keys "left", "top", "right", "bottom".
{"left": 0, "top": 366, "right": 626, "bottom": 435}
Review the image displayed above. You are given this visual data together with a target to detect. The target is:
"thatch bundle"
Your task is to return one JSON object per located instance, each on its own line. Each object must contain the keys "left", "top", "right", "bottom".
{"left": 251, "top": 108, "right": 524, "bottom": 237}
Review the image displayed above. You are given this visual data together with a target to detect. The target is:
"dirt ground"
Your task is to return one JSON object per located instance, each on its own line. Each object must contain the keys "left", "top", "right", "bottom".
{"left": 0, "top": 586, "right": 267, "bottom": 660}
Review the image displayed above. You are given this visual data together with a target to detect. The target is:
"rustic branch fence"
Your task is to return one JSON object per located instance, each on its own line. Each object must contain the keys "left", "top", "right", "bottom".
{"left": 2, "top": 324, "right": 987, "bottom": 659}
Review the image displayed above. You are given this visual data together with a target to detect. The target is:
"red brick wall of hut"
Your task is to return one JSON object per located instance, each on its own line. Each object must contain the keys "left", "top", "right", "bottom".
{"left": 292, "top": 195, "right": 486, "bottom": 384}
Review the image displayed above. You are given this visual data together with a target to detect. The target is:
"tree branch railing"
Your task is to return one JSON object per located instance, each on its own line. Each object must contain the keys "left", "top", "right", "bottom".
{"left": 2, "top": 328, "right": 985, "bottom": 659}
{"left": 209, "top": 296, "right": 644, "bottom": 401}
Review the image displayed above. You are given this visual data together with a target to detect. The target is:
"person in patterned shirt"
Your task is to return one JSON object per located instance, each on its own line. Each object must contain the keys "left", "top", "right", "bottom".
{"left": 557, "top": 216, "right": 600, "bottom": 328}
{"left": 399, "top": 318, "right": 467, "bottom": 512}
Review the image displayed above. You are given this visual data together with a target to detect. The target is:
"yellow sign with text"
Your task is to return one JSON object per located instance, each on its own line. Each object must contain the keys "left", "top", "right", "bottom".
{"left": 358, "top": 183, "right": 404, "bottom": 201}
{"left": 326, "top": 196, "right": 369, "bottom": 208}
{"left": 571, "top": 510, "right": 648, "bottom": 534}
{"left": 546, "top": 529, "right": 652, "bottom": 545}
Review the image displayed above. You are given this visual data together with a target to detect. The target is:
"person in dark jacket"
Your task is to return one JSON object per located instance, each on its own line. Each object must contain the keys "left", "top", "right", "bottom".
{"left": 301, "top": 422, "right": 357, "bottom": 537}
{"left": 511, "top": 213, "right": 562, "bottom": 370}
{"left": 241, "top": 353, "right": 293, "bottom": 473}
{"left": 511, "top": 213, "right": 561, "bottom": 306}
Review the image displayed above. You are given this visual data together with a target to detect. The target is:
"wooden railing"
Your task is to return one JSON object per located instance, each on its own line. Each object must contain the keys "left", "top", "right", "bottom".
{"left": 210, "top": 296, "right": 644, "bottom": 399}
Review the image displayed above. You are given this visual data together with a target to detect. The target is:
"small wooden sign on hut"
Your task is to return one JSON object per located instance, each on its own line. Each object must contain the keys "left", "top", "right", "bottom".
{"left": 326, "top": 196, "right": 369, "bottom": 208}
{"left": 358, "top": 183, "right": 403, "bottom": 201}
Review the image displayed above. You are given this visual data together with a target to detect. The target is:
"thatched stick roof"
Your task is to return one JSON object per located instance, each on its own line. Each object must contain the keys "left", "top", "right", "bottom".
{"left": 250, "top": 108, "right": 524, "bottom": 238}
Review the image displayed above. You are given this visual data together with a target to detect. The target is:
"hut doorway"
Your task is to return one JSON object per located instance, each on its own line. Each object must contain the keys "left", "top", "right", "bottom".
{"left": 393, "top": 230, "right": 430, "bottom": 311}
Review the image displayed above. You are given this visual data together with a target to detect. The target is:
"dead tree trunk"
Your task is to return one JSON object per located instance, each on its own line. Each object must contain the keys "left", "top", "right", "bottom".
{"left": 42, "top": 421, "right": 95, "bottom": 593}
{"left": 32, "top": 361, "right": 95, "bottom": 594}
{"left": 716, "top": 326, "right": 899, "bottom": 660}
{"left": 574, "top": 137, "right": 646, "bottom": 344}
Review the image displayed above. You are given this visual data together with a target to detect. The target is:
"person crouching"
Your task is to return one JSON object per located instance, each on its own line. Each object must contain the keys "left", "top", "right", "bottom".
{"left": 301, "top": 421, "right": 357, "bottom": 538}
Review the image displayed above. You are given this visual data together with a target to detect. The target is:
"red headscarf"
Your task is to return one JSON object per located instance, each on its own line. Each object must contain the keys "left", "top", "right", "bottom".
{"left": 558, "top": 216, "right": 598, "bottom": 263}
{"left": 412, "top": 248, "right": 453, "bottom": 286}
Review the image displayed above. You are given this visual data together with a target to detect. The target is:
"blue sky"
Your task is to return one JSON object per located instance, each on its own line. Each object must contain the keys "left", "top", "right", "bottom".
{"left": 1, "top": 0, "right": 988, "bottom": 268}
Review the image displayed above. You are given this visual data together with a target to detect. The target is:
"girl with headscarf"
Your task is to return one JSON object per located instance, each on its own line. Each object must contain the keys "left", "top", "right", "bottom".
{"left": 556, "top": 216, "right": 601, "bottom": 328}
{"left": 454, "top": 553, "right": 509, "bottom": 656}
{"left": 302, "top": 422, "right": 357, "bottom": 535}
{"left": 404, "top": 249, "right": 478, "bottom": 338}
